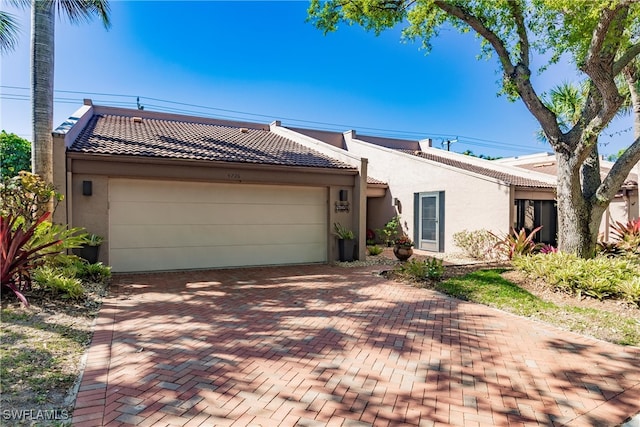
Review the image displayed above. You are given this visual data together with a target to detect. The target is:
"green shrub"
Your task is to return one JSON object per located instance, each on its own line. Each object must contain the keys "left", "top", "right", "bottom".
{"left": 32, "top": 266, "right": 84, "bottom": 299}
{"left": 77, "top": 261, "right": 112, "bottom": 283}
{"left": 0, "top": 172, "right": 63, "bottom": 226}
{"left": 396, "top": 257, "right": 444, "bottom": 281}
{"left": 618, "top": 277, "right": 640, "bottom": 306}
{"left": 0, "top": 131, "right": 30, "bottom": 180}
{"left": 376, "top": 215, "right": 401, "bottom": 246}
{"left": 367, "top": 245, "right": 383, "bottom": 256}
{"left": 452, "top": 229, "right": 500, "bottom": 260}
{"left": 513, "top": 253, "right": 640, "bottom": 303}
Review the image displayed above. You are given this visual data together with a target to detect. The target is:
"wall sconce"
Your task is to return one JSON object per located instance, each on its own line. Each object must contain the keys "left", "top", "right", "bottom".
{"left": 393, "top": 197, "right": 402, "bottom": 213}
{"left": 82, "top": 180, "right": 92, "bottom": 196}
{"left": 339, "top": 189, "right": 348, "bottom": 201}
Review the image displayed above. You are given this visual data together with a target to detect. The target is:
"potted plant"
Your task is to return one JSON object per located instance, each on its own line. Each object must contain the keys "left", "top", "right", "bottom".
{"left": 74, "top": 233, "right": 104, "bottom": 264}
{"left": 393, "top": 234, "right": 414, "bottom": 261}
{"left": 334, "top": 223, "right": 356, "bottom": 262}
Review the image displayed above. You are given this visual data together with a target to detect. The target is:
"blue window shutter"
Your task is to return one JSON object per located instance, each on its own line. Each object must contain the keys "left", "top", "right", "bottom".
{"left": 413, "top": 193, "right": 419, "bottom": 247}
{"left": 439, "top": 191, "right": 445, "bottom": 252}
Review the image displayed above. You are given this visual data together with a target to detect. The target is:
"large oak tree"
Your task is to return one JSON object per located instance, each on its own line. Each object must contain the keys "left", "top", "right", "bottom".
{"left": 308, "top": 0, "right": 640, "bottom": 257}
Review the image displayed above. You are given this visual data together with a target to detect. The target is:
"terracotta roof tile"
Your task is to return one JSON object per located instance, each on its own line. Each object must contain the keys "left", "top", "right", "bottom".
{"left": 367, "top": 176, "right": 387, "bottom": 185}
{"left": 400, "top": 150, "right": 555, "bottom": 188}
{"left": 69, "top": 114, "right": 355, "bottom": 169}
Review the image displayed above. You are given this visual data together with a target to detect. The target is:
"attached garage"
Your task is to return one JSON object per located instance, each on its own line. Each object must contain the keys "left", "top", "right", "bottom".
{"left": 109, "top": 179, "right": 328, "bottom": 272}
{"left": 53, "top": 102, "right": 366, "bottom": 272}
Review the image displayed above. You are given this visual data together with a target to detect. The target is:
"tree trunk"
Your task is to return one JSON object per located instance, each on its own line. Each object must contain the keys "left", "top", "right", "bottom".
{"left": 555, "top": 152, "right": 605, "bottom": 258}
{"left": 31, "top": 0, "right": 54, "bottom": 187}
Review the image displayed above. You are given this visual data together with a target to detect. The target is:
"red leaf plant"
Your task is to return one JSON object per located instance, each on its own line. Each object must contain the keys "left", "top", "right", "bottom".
{"left": 1, "top": 212, "right": 62, "bottom": 306}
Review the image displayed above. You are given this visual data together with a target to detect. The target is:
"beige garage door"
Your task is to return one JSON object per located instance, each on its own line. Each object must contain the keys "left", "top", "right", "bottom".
{"left": 109, "top": 179, "right": 328, "bottom": 272}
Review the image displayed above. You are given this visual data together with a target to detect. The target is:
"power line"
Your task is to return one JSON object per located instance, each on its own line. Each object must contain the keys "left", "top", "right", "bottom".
{"left": 0, "top": 84, "right": 560, "bottom": 153}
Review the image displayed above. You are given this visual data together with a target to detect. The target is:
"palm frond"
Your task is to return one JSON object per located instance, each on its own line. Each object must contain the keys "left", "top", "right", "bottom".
{"left": 0, "top": 11, "right": 21, "bottom": 54}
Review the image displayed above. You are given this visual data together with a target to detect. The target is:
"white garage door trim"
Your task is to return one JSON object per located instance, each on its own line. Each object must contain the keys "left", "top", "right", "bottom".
{"left": 109, "top": 179, "right": 328, "bottom": 272}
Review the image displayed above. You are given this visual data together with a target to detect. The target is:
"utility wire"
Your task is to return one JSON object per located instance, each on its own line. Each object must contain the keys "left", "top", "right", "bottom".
{"left": 0, "top": 84, "right": 561, "bottom": 153}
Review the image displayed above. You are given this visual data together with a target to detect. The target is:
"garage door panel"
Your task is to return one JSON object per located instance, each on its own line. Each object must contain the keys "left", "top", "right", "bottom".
{"left": 110, "top": 224, "right": 326, "bottom": 249}
{"left": 109, "top": 181, "right": 325, "bottom": 205}
{"left": 110, "top": 242, "right": 327, "bottom": 272}
{"left": 110, "top": 202, "right": 326, "bottom": 226}
{"left": 109, "top": 179, "right": 328, "bottom": 272}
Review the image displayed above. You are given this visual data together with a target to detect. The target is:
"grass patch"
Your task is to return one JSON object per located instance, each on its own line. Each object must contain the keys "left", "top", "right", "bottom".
{"left": 0, "top": 317, "right": 88, "bottom": 407}
{"left": 435, "top": 269, "right": 640, "bottom": 346}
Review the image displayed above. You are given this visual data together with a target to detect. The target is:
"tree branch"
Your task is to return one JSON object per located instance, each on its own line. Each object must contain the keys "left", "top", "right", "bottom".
{"left": 595, "top": 135, "right": 640, "bottom": 204}
{"left": 614, "top": 42, "right": 640, "bottom": 76}
{"left": 434, "top": 0, "right": 563, "bottom": 147}
{"left": 507, "top": 0, "right": 529, "bottom": 69}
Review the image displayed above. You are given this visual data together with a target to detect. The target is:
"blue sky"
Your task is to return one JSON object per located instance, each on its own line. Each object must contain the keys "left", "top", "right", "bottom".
{"left": 0, "top": 1, "right": 634, "bottom": 158}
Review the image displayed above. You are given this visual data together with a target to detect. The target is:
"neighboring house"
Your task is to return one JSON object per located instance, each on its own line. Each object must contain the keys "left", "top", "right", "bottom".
{"left": 286, "top": 127, "right": 559, "bottom": 250}
{"left": 52, "top": 101, "right": 374, "bottom": 272}
{"left": 496, "top": 152, "right": 640, "bottom": 241}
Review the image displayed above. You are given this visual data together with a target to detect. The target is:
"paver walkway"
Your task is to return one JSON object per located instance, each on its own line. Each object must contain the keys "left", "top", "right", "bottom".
{"left": 73, "top": 264, "right": 640, "bottom": 426}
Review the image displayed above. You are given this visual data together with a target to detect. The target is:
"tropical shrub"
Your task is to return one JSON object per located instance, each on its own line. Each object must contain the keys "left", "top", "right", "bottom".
{"left": 513, "top": 252, "right": 640, "bottom": 304}
{"left": 452, "top": 229, "right": 501, "bottom": 260}
{"left": 0, "top": 212, "right": 62, "bottom": 306}
{"left": 540, "top": 244, "right": 558, "bottom": 254}
{"left": 1, "top": 171, "right": 63, "bottom": 226}
{"left": 492, "top": 227, "right": 543, "bottom": 260}
{"left": 609, "top": 218, "right": 640, "bottom": 254}
{"left": 396, "top": 257, "right": 444, "bottom": 281}
{"left": 367, "top": 245, "right": 383, "bottom": 256}
{"left": 32, "top": 266, "right": 84, "bottom": 299}
{"left": 377, "top": 215, "right": 401, "bottom": 246}
{"left": 0, "top": 131, "right": 30, "bottom": 179}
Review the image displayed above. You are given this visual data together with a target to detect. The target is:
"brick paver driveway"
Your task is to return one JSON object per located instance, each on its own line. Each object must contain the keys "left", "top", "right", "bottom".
{"left": 73, "top": 264, "right": 640, "bottom": 426}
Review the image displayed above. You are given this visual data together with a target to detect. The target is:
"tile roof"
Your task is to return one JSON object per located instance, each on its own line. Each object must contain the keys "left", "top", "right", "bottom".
{"left": 69, "top": 114, "right": 355, "bottom": 169}
{"left": 367, "top": 176, "right": 387, "bottom": 185}
{"left": 400, "top": 150, "right": 555, "bottom": 188}
{"left": 514, "top": 161, "right": 638, "bottom": 187}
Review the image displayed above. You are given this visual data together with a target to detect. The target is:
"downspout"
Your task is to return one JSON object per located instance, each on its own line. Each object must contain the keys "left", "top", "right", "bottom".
{"left": 355, "top": 158, "right": 368, "bottom": 260}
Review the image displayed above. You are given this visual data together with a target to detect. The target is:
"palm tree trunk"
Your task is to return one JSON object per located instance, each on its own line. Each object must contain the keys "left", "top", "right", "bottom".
{"left": 31, "top": 0, "right": 54, "bottom": 189}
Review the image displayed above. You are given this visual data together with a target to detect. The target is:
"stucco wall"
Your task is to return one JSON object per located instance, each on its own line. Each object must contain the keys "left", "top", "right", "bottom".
{"left": 344, "top": 136, "right": 512, "bottom": 253}
{"left": 66, "top": 155, "right": 359, "bottom": 266}
{"left": 71, "top": 174, "right": 109, "bottom": 264}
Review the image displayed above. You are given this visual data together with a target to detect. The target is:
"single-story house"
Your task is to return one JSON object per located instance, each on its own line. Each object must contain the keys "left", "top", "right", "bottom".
{"left": 286, "top": 127, "right": 559, "bottom": 250}
{"left": 52, "top": 100, "right": 378, "bottom": 272}
{"left": 496, "top": 152, "right": 639, "bottom": 241}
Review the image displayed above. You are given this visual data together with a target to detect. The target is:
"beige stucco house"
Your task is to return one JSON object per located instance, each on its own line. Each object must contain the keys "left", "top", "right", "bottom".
{"left": 52, "top": 101, "right": 373, "bottom": 272}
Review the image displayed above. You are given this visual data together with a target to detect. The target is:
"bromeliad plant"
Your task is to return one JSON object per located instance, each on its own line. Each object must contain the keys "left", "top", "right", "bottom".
{"left": 610, "top": 218, "right": 640, "bottom": 254}
{"left": 492, "top": 226, "right": 543, "bottom": 260}
{"left": 1, "top": 212, "right": 63, "bottom": 306}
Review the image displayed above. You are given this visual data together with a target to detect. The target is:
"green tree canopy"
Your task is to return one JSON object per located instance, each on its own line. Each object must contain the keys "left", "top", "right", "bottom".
{"left": 0, "top": 131, "right": 31, "bottom": 179}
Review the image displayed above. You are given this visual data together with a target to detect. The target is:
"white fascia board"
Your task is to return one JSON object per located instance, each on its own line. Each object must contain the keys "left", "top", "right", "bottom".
{"left": 53, "top": 104, "right": 94, "bottom": 148}
{"left": 494, "top": 152, "right": 555, "bottom": 165}
{"left": 269, "top": 123, "right": 363, "bottom": 168}
{"left": 344, "top": 133, "right": 528, "bottom": 186}
{"left": 419, "top": 146, "right": 557, "bottom": 185}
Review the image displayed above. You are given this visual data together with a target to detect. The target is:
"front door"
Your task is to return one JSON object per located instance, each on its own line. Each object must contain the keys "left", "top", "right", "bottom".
{"left": 419, "top": 192, "right": 439, "bottom": 251}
